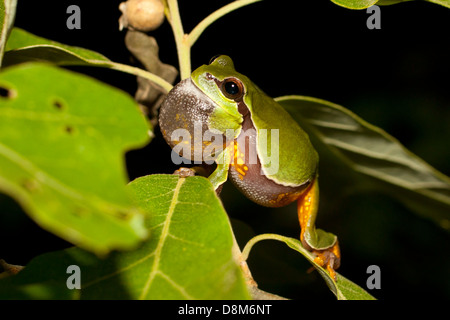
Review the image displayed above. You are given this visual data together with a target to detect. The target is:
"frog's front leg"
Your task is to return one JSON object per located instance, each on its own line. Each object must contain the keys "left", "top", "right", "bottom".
{"left": 208, "top": 142, "right": 234, "bottom": 190}
{"left": 297, "top": 178, "right": 341, "bottom": 280}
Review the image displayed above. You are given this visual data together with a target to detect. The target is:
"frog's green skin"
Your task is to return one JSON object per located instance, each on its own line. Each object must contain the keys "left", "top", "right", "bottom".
{"left": 159, "top": 55, "right": 337, "bottom": 253}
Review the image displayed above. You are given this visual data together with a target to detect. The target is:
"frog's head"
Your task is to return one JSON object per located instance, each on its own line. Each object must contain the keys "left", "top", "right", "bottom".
{"left": 159, "top": 55, "right": 245, "bottom": 162}
{"left": 192, "top": 55, "right": 251, "bottom": 108}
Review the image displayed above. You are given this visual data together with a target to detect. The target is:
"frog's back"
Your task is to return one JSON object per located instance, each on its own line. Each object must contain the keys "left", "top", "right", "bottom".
{"left": 244, "top": 88, "right": 318, "bottom": 187}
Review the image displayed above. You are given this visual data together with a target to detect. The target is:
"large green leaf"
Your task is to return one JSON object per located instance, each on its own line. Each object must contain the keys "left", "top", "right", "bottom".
{"left": 0, "top": 175, "right": 251, "bottom": 300}
{"left": 0, "top": 63, "right": 151, "bottom": 255}
{"left": 0, "top": 0, "right": 17, "bottom": 66}
{"left": 331, "top": 0, "right": 450, "bottom": 8}
{"left": 276, "top": 96, "right": 450, "bottom": 230}
{"left": 242, "top": 234, "right": 375, "bottom": 300}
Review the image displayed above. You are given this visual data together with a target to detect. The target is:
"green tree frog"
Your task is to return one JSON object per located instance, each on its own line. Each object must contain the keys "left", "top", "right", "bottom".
{"left": 159, "top": 55, "right": 340, "bottom": 279}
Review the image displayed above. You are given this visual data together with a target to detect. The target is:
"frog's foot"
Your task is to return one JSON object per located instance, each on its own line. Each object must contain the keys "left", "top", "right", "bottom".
{"left": 173, "top": 165, "right": 214, "bottom": 178}
{"left": 173, "top": 167, "right": 196, "bottom": 178}
{"left": 310, "top": 241, "right": 341, "bottom": 281}
{"left": 297, "top": 180, "right": 341, "bottom": 281}
{"left": 174, "top": 166, "right": 225, "bottom": 195}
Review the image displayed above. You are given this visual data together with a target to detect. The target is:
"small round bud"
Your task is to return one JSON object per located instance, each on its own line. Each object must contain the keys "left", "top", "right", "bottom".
{"left": 119, "top": 0, "right": 165, "bottom": 32}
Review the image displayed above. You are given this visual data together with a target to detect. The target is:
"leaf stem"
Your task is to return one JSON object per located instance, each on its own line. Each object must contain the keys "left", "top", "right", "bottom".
{"left": 105, "top": 61, "right": 173, "bottom": 93}
{"left": 241, "top": 233, "right": 290, "bottom": 261}
{"left": 188, "top": 0, "right": 263, "bottom": 48}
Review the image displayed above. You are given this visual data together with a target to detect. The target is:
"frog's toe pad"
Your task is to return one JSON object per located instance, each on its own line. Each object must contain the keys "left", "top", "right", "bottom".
{"left": 312, "top": 243, "right": 341, "bottom": 281}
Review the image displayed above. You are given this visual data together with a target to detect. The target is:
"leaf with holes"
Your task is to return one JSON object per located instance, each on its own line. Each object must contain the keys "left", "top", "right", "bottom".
{"left": 0, "top": 63, "right": 150, "bottom": 255}
{"left": 276, "top": 95, "right": 450, "bottom": 230}
{"left": 0, "top": 175, "right": 251, "bottom": 300}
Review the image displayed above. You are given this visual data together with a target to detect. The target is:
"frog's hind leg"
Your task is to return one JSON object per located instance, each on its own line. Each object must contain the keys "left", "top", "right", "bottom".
{"left": 297, "top": 179, "right": 341, "bottom": 280}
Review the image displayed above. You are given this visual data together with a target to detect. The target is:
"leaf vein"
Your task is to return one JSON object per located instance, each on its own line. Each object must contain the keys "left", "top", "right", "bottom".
{"left": 168, "top": 232, "right": 206, "bottom": 247}
{"left": 157, "top": 270, "right": 194, "bottom": 299}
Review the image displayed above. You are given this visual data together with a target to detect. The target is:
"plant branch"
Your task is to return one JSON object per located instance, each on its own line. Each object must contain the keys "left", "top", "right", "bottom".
{"left": 166, "top": 0, "right": 191, "bottom": 79}
{"left": 164, "top": 0, "right": 262, "bottom": 79}
{"left": 188, "top": 0, "right": 262, "bottom": 48}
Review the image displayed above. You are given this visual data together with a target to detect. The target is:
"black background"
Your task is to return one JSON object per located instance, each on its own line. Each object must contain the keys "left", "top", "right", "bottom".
{"left": 1, "top": 0, "right": 450, "bottom": 300}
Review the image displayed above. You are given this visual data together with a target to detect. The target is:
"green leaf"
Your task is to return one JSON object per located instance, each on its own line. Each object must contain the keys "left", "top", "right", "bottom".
{"left": 0, "top": 63, "right": 151, "bottom": 255}
{"left": 2, "top": 28, "right": 174, "bottom": 93}
{"left": 376, "top": 0, "right": 413, "bottom": 5}
{"left": 376, "top": 0, "right": 450, "bottom": 8}
{"left": 124, "top": 174, "right": 250, "bottom": 299}
{"left": 0, "top": 175, "right": 251, "bottom": 300}
{"left": 0, "top": 0, "right": 17, "bottom": 66}
{"left": 331, "top": 0, "right": 450, "bottom": 8}
{"left": 424, "top": 0, "right": 450, "bottom": 8}
{"left": 330, "top": 0, "right": 378, "bottom": 9}
{"left": 4, "top": 27, "right": 110, "bottom": 66}
{"left": 242, "top": 234, "right": 376, "bottom": 300}
{"left": 380, "top": 0, "right": 450, "bottom": 8}
{"left": 276, "top": 96, "right": 450, "bottom": 230}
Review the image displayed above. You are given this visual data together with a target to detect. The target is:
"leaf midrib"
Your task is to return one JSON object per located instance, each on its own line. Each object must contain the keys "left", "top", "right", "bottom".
{"left": 138, "top": 177, "right": 188, "bottom": 299}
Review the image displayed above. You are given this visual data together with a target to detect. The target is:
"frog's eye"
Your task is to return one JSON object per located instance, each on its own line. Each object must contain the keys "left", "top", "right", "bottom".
{"left": 221, "top": 78, "right": 244, "bottom": 101}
